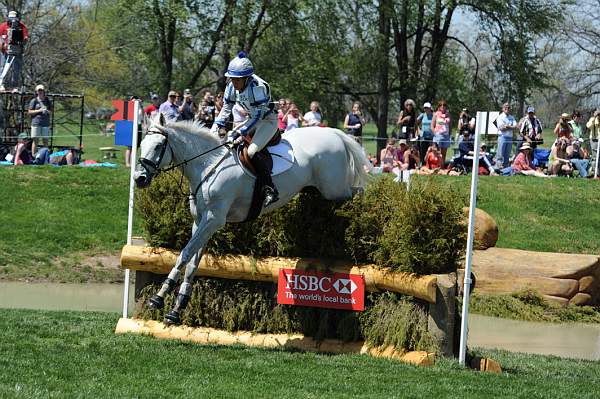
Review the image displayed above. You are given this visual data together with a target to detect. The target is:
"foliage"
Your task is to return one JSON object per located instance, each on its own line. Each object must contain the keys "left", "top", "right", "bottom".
{"left": 470, "top": 290, "right": 600, "bottom": 324}
{"left": 360, "top": 292, "right": 438, "bottom": 352}
{"left": 342, "top": 176, "right": 467, "bottom": 274}
{"left": 136, "top": 171, "right": 194, "bottom": 250}
{"left": 137, "top": 174, "right": 467, "bottom": 275}
{"left": 136, "top": 280, "right": 436, "bottom": 352}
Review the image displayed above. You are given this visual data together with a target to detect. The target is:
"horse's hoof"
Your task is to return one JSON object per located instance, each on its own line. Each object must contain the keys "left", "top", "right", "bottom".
{"left": 164, "top": 310, "right": 181, "bottom": 325}
{"left": 147, "top": 294, "right": 164, "bottom": 310}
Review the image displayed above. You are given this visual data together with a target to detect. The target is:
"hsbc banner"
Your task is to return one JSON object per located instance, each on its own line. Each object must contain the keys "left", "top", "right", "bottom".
{"left": 277, "top": 269, "right": 365, "bottom": 311}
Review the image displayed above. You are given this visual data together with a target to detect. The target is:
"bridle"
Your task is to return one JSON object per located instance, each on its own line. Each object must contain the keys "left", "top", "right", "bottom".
{"left": 138, "top": 129, "right": 174, "bottom": 176}
{"left": 138, "top": 126, "right": 234, "bottom": 198}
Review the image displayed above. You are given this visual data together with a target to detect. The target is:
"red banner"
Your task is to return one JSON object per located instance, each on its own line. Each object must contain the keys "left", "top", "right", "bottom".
{"left": 111, "top": 100, "right": 136, "bottom": 121}
{"left": 277, "top": 269, "right": 365, "bottom": 311}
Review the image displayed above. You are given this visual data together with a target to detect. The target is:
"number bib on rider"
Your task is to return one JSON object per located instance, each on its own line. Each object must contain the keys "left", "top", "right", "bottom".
{"left": 277, "top": 269, "right": 365, "bottom": 311}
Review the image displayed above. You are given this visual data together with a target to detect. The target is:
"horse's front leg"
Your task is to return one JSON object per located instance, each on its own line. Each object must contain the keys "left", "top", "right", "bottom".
{"left": 147, "top": 220, "right": 200, "bottom": 310}
{"left": 163, "top": 207, "right": 227, "bottom": 325}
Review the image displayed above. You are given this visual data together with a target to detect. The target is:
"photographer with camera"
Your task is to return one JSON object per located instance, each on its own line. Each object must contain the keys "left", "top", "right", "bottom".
{"left": 178, "top": 89, "right": 197, "bottom": 121}
{"left": 457, "top": 108, "right": 475, "bottom": 137}
{"left": 196, "top": 91, "right": 216, "bottom": 127}
{"left": 0, "top": 10, "right": 29, "bottom": 91}
{"left": 554, "top": 113, "right": 573, "bottom": 141}
{"left": 518, "top": 106, "right": 543, "bottom": 150}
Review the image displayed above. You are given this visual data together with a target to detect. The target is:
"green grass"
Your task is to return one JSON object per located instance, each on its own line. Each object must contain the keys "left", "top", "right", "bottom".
{"left": 470, "top": 290, "right": 600, "bottom": 323}
{"left": 0, "top": 166, "right": 136, "bottom": 282}
{"left": 441, "top": 175, "right": 600, "bottom": 254}
{"left": 0, "top": 308, "right": 599, "bottom": 399}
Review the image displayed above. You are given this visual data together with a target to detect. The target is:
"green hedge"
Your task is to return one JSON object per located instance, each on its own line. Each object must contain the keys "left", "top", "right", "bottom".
{"left": 136, "top": 279, "right": 437, "bottom": 353}
{"left": 137, "top": 173, "right": 467, "bottom": 275}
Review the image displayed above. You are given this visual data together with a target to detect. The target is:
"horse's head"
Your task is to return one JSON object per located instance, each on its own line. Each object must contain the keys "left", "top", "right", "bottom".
{"left": 134, "top": 114, "right": 174, "bottom": 188}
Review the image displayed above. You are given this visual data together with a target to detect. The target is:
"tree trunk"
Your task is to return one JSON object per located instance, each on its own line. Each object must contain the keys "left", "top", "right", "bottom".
{"left": 376, "top": 0, "right": 392, "bottom": 163}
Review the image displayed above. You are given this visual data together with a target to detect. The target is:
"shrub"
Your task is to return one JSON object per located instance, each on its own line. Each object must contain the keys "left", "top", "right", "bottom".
{"left": 136, "top": 279, "right": 437, "bottom": 352}
{"left": 136, "top": 174, "right": 467, "bottom": 275}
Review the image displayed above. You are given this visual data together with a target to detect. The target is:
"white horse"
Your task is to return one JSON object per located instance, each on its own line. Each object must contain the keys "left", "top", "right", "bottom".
{"left": 134, "top": 116, "right": 369, "bottom": 324}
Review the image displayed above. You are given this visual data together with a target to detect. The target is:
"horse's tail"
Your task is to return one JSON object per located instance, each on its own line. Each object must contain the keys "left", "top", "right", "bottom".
{"left": 330, "top": 129, "right": 371, "bottom": 189}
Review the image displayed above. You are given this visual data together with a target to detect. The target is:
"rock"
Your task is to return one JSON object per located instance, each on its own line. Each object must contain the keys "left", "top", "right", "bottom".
{"left": 579, "top": 276, "right": 596, "bottom": 293}
{"left": 569, "top": 293, "right": 592, "bottom": 306}
{"left": 470, "top": 357, "right": 502, "bottom": 374}
{"left": 462, "top": 208, "right": 499, "bottom": 249}
{"left": 469, "top": 248, "right": 600, "bottom": 305}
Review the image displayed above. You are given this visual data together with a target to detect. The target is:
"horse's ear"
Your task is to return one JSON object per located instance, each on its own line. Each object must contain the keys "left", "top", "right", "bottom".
{"left": 159, "top": 112, "right": 166, "bottom": 127}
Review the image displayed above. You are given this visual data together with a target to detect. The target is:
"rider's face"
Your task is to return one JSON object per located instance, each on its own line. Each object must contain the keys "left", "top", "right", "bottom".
{"left": 231, "top": 77, "right": 247, "bottom": 91}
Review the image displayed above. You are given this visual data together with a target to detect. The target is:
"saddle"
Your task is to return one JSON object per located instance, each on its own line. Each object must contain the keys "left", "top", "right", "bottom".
{"left": 237, "top": 130, "right": 281, "bottom": 176}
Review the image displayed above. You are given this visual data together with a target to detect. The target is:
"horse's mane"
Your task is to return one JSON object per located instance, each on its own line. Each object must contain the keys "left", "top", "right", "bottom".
{"left": 164, "top": 119, "right": 221, "bottom": 150}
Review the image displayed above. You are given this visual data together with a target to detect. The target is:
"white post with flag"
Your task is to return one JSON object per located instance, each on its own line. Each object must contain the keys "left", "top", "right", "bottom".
{"left": 122, "top": 100, "right": 140, "bottom": 318}
{"left": 458, "top": 112, "right": 483, "bottom": 365}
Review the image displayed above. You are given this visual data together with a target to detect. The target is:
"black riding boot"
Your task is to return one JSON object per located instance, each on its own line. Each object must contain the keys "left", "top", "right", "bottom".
{"left": 251, "top": 152, "right": 279, "bottom": 208}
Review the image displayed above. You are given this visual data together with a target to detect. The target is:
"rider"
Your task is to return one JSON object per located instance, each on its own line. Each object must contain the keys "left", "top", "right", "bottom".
{"left": 210, "top": 51, "right": 279, "bottom": 208}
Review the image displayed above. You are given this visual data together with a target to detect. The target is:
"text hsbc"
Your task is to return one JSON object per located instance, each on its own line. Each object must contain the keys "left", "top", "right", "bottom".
{"left": 284, "top": 274, "right": 331, "bottom": 292}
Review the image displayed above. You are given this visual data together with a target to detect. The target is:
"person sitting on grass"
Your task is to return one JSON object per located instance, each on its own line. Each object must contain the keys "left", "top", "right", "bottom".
{"left": 417, "top": 143, "right": 444, "bottom": 175}
{"left": 567, "top": 139, "right": 590, "bottom": 178}
{"left": 379, "top": 138, "right": 400, "bottom": 173}
{"left": 510, "top": 142, "right": 550, "bottom": 177}
{"left": 549, "top": 138, "right": 574, "bottom": 176}
{"left": 402, "top": 144, "right": 420, "bottom": 171}
{"left": 13, "top": 132, "right": 32, "bottom": 165}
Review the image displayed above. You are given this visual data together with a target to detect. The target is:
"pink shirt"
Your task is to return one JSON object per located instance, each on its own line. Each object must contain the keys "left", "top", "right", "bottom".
{"left": 512, "top": 152, "right": 532, "bottom": 172}
{"left": 433, "top": 110, "right": 450, "bottom": 135}
{"left": 277, "top": 110, "right": 286, "bottom": 130}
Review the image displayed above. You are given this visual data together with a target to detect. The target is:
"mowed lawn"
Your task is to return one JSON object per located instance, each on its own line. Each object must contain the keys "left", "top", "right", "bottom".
{"left": 0, "top": 308, "right": 598, "bottom": 399}
{"left": 1, "top": 149, "right": 600, "bottom": 282}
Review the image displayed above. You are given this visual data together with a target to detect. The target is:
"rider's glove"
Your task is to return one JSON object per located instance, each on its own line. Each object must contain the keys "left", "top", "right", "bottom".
{"left": 228, "top": 130, "right": 243, "bottom": 144}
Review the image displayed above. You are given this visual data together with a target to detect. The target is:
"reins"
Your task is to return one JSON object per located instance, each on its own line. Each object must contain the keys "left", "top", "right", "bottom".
{"left": 159, "top": 141, "right": 231, "bottom": 173}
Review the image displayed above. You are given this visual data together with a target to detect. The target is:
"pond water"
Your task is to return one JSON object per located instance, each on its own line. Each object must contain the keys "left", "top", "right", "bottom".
{"left": 468, "top": 314, "right": 600, "bottom": 361}
{"left": 1, "top": 281, "right": 600, "bottom": 360}
{"left": 0, "top": 281, "right": 134, "bottom": 314}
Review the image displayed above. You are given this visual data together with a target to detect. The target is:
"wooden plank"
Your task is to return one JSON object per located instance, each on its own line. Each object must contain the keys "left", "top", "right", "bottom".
{"left": 120, "top": 245, "right": 438, "bottom": 303}
{"left": 115, "top": 318, "right": 435, "bottom": 366}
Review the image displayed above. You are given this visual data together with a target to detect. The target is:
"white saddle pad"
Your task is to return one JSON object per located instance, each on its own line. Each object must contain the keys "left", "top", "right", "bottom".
{"left": 268, "top": 139, "right": 294, "bottom": 176}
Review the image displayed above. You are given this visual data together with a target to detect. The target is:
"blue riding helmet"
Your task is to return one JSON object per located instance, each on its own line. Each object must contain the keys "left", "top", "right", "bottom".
{"left": 224, "top": 51, "right": 254, "bottom": 78}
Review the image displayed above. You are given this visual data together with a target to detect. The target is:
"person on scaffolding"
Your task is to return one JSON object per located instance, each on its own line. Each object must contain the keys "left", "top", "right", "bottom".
{"left": 0, "top": 10, "right": 29, "bottom": 92}
{"left": 210, "top": 51, "right": 279, "bottom": 208}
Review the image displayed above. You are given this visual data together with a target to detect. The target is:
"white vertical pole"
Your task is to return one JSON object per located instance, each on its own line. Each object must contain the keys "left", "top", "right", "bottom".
{"left": 594, "top": 137, "right": 600, "bottom": 179}
{"left": 458, "top": 113, "right": 483, "bottom": 365}
{"left": 122, "top": 100, "right": 140, "bottom": 318}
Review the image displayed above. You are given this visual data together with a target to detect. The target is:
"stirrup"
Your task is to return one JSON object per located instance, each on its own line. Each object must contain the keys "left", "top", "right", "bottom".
{"left": 263, "top": 186, "right": 279, "bottom": 208}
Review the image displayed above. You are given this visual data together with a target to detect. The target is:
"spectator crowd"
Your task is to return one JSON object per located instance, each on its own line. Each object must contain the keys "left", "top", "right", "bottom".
{"left": 368, "top": 99, "right": 600, "bottom": 179}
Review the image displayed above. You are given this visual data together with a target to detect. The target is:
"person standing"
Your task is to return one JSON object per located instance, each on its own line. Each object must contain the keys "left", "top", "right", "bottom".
{"left": 0, "top": 10, "right": 28, "bottom": 91}
{"left": 159, "top": 90, "right": 181, "bottom": 122}
{"left": 431, "top": 99, "right": 451, "bottom": 162}
{"left": 495, "top": 102, "right": 517, "bottom": 168}
{"left": 144, "top": 94, "right": 160, "bottom": 117}
{"left": 343, "top": 101, "right": 366, "bottom": 144}
{"left": 586, "top": 109, "right": 600, "bottom": 175}
{"left": 569, "top": 111, "right": 583, "bottom": 140}
{"left": 302, "top": 101, "right": 322, "bottom": 127}
{"left": 417, "top": 102, "right": 434, "bottom": 164}
{"left": 179, "top": 89, "right": 197, "bottom": 121}
{"left": 395, "top": 99, "right": 417, "bottom": 141}
{"left": 27, "top": 84, "right": 52, "bottom": 156}
{"left": 518, "top": 106, "right": 543, "bottom": 150}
